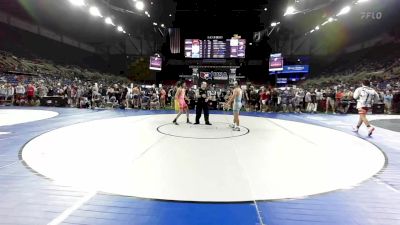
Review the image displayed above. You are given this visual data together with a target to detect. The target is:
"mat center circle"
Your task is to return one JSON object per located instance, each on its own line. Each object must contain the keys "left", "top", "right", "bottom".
{"left": 157, "top": 122, "right": 249, "bottom": 139}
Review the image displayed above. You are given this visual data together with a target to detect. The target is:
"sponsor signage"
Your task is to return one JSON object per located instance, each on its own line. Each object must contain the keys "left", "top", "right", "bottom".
{"left": 199, "top": 71, "right": 229, "bottom": 80}
{"left": 281, "top": 65, "right": 309, "bottom": 73}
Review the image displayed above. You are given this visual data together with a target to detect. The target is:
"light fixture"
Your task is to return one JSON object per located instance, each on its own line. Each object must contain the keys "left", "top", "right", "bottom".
{"left": 89, "top": 6, "right": 103, "bottom": 18}
{"left": 135, "top": 1, "right": 145, "bottom": 11}
{"left": 336, "top": 6, "right": 351, "bottom": 17}
{"left": 160, "top": 24, "right": 165, "bottom": 28}
{"left": 69, "top": 0, "right": 85, "bottom": 6}
{"left": 153, "top": 22, "right": 158, "bottom": 26}
{"left": 147, "top": 14, "right": 151, "bottom": 18}
{"left": 284, "top": 6, "right": 296, "bottom": 16}
{"left": 117, "top": 26, "right": 124, "bottom": 32}
{"left": 310, "top": 29, "right": 315, "bottom": 33}
{"left": 315, "top": 26, "right": 320, "bottom": 30}
{"left": 105, "top": 17, "right": 115, "bottom": 26}
{"left": 357, "top": 0, "right": 369, "bottom": 3}
{"left": 264, "top": 8, "right": 268, "bottom": 11}
{"left": 271, "top": 22, "right": 278, "bottom": 27}
{"left": 328, "top": 17, "right": 334, "bottom": 22}
{"left": 169, "top": 14, "right": 172, "bottom": 17}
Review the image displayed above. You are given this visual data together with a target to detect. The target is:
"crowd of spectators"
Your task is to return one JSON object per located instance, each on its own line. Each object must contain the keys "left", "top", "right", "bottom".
{"left": 1, "top": 72, "right": 399, "bottom": 114}
{"left": 1, "top": 42, "right": 400, "bottom": 114}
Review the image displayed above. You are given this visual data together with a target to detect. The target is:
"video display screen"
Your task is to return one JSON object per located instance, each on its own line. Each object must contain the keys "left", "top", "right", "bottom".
{"left": 185, "top": 39, "right": 246, "bottom": 59}
{"left": 269, "top": 53, "right": 284, "bottom": 72}
{"left": 149, "top": 57, "right": 162, "bottom": 71}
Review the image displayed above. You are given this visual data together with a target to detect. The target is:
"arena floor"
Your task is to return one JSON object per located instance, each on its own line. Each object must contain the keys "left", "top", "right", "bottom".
{"left": 1, "top": 107, "right": 400, "bottom": 225}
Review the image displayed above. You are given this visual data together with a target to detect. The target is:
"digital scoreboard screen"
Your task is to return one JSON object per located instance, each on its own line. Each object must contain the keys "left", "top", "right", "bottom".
{"left": 185, "top": 39, "right": 246, "bottom": 59}
{"left": 269, "top": 53, "right": 284, "bottom": 72}
{"left": 149, "top": 56, "right": 162, "bottom": 71}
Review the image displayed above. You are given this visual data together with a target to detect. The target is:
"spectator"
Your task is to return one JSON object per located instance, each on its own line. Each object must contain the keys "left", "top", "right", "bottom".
{"left": 159, "top": 87, "right": 166, "bottom": 109}
{"left": 384, "top": 90, "right": 394, "bottom": 114}
{"left": 325, "top": 88, "right": 336, "bottom": 114}
{"left": 150, "top": 93, "right": 160, "bottom": 110}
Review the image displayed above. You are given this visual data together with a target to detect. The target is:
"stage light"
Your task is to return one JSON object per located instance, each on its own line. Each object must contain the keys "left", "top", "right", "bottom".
{"left": 134, "top": 1, "right": 145, "bottom": 10}
{"left": 169, "top": 14, "right": 172, "bottom": 17}
{"left": 310, "top": 29, "right": 315, "bottom": 33}
{"left": 147, "top": 14, "right": 151, "bottom": 18}
{"left": 336, "top": 6, "right": 351, "bottom": 17}
{"left": 135, "top": 1, "right": 145, "bottom": 11}
{"left": 160, "top": 24, "right": 165, "bottom": 28}
{"left": 264, "top": 8, "right": 268, "bottom": 11}
{"left": 89, "top": 6, "right": 102, "bottom": 17}
{"left": 105, "top": 17, "right": 115, "bottom": 26}
{"left": 328, "top": 17, "right": 334, "bottom": 22}
{"left": 315, "top": 26, "right": 320, "bottom": 30}
{"left": 153, "top": 22, "right": 158, "bottom": 26}
{"left": 69, "top": 0, "right": 85, "bottom": 7}
{"left": 145, "top": 11, "right": 149, "bottom": 15}
{"left": 271, "top": 22, "right": 278, "bottom": 27}
{"left": 117, "top": 26, "right": 124, "bottom": 32}
{"left": 284, "top": 6, "right": 296, "bottom": 16}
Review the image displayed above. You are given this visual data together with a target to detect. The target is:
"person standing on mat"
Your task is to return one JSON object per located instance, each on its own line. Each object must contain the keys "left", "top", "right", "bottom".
{"left": 353, "top": 80, "right": 380, "bottom": 136}
{"left": 226, "top": 81, "right": 242, "bottom": 131}
{"left": 195, "top": 82, "right": 212, "bottom": 125}
{"left": 172, "top": 81, "right": 192, "bottom": 125}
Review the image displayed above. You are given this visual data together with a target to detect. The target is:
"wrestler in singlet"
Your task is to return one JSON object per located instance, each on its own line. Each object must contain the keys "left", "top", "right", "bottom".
{"left": 178, "top": 87, "right": 188, "bottom": 110}
{"left": 233, "top": 88, "right": 242, "bottom": 113}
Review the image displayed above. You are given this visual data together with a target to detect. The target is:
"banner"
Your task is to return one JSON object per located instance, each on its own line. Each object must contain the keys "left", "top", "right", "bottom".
{"left": 281, "top": 65, "right": 309, "bottom": 73}
{"left": 199, "top": 71, "right": 229, "bottom": 81}
{"left": 168, "top": 28, "right": 181, "bottom": 54}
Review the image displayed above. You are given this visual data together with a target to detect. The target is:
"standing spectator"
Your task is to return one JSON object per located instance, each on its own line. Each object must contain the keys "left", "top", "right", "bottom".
{"left": 294, "top": 88, "right": 305, "bottom": 113}
{"left": 15, "top": 83, "right": 26, "bottom": 105}
{"left": 150, "top": 93, "right": 160, "bottom": 110}
{"left": 325, "top": 88, "right": 336, "bottom": 114}
{"left": 132, "top": 85, "right": 140, "bottom": 108}
{"left": 208, "top": 85, "right": 217, "bottom": 110}
{"left": 305, "top": 89, "right": 312, "bottom": 113}
{"left": 0, "top": 84, "right": 6, "bottom": 105}
{"left": 26, "top": 83, "right": 36, "bottom": 105}
{"left": 259, "top": 87, "right": 269, "bottom": 112}
{"left": 342, "top": 88, "right": 354, "bottom": 113}
{"left": 250, "top": 87, "right": 259, "bottom": 112}
{"left": 310, "top": 89, "right": 317, "bottom": 113}
{"left": 281, "top": 88, "right": 290, "bottom": 113}
{"left": 6, "top": 83, "right": 14, "bottom": 104}
{"left": 159, "top": 86, "right": 166, "bottom": 109}
{"left": 383, "top": 90, "right": 393, "bottom": 114}
{"left": 335, "top": 88, "right": 345, "bottom": 113}
{"left": 271, "top": 88, "right": 279, "bottom": 112}
{"left": 244, "top": 85, "right": 251, "bottom": 112}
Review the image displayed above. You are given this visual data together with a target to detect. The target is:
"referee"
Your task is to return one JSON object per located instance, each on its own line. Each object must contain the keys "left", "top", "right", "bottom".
{"left": 194, "top": 82, "right": 212, "bottom": 125}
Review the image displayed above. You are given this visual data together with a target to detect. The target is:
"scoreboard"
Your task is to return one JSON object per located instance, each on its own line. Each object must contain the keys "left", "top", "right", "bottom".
{"left": 184, "top": 39, "right": 246, "bottom": 59}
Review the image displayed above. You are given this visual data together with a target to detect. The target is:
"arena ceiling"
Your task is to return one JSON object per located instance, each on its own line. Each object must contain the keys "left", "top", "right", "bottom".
{"left": 0, "top": 0, "right": 398, "bottom": 56}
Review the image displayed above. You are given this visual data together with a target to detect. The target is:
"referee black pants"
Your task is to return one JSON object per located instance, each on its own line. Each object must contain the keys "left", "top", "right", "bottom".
{"left": 195, "top": 102, "right": 209, "bottom": 123}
